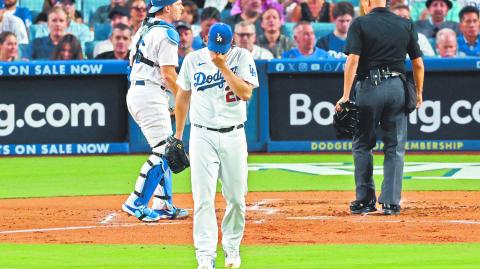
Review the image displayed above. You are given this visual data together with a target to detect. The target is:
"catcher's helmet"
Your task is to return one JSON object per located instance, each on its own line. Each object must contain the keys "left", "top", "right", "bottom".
{"left": 333, "top": 101, "right": 360, "bottom": 139}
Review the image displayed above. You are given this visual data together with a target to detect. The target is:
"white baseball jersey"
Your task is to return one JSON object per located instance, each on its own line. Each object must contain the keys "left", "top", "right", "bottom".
{"left": 129, "top": 18, "right": 179, "bottom": 87}
{"left": 177, "top": 47, "right": 259, "bottom": 128}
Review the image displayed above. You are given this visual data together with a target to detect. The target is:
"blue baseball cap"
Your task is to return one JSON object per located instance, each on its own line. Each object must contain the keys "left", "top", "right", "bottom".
{"left": 207, "top": 23, "right": 233, "bottom": 54}
{"left": 149, "top": 0, "right": 179, "bottom": 14}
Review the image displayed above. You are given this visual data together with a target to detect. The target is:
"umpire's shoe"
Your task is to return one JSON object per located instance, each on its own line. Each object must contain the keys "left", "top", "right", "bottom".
{"left": 381, "top": 204, "right": 401, "bottom": 215}
{"left": 122, "top": 204, "right": 161, "bottom": 222}
{"left": 350, "top": 199, "right": 377, "bottom": 214}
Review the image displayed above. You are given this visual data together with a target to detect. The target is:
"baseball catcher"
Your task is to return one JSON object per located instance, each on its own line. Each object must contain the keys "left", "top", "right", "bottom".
{"left": 165, "top": 136, "right": 190, "bottom": 173}
{"left": 333, "top": 101, "right": 359, "bottom": 139}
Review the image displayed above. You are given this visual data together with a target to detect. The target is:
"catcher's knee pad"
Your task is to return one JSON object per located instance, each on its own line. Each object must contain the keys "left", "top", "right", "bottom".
{"left": 153, "top": 161, "right": 173, "bottom": 205}
{"left": 133, "top": 154, "right": 166, "bottom": 207}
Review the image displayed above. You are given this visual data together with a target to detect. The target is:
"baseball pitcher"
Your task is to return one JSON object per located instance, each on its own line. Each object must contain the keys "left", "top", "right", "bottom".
{"left": 175, "top": 23, "right": 259, "bottom": 269}
{"left": 121, "top": 0, "right": 188, "bottom": 222}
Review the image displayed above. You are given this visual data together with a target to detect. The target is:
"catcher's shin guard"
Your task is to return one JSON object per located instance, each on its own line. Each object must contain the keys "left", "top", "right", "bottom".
{"left": 132, "top": 154, "right": 166, "bottom": 207}
{"left": 152, "top": 161, "right": 173, "bottom": 208}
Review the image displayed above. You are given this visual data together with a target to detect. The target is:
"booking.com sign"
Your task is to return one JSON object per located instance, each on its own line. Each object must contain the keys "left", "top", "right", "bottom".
{"left": 289, "top": 93, "right": 480, "bottom": 133}
{"left": 0, "top": 102, "right": 106, "bottom": 136}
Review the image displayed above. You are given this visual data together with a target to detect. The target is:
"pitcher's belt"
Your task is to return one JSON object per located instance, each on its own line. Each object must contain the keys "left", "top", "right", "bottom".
{"left": 193, "top": 123, "right": 244, "bottom": 133}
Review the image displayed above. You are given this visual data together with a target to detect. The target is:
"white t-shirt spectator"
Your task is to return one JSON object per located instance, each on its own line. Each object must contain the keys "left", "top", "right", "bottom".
{"left": 0, "top": 13, "right": 28, "bottom": 44}
{"left": 251, "top": 45, "right": 274, "bottom": 60}
{"left": 93, "top": 39, "right": 113, "bottom": 58}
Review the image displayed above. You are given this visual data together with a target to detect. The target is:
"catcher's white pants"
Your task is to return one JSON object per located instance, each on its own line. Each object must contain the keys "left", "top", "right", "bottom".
{"left": 126, "top": 84, "right": 172, "bottom": 209}
{"left": 126, "top": 85, "right": 172, "bottom": 149}
{"left": 190, "top": 125, "right": 248, "bottom": 261}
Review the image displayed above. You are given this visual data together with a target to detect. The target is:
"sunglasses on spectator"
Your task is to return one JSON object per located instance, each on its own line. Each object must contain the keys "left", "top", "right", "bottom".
{"left": 132, "top": 6, "right": 147, "bottom": 12}
{"left": 235, "top": 32, "right": 254, "bottom": 38}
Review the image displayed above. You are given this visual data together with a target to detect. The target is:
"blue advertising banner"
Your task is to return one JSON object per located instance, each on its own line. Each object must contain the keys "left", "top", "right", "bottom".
{"left": 0, "top": 143, "right": 129, "bottom": 156}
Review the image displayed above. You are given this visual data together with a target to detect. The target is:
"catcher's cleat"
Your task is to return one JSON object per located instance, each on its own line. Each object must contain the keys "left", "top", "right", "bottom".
{"left": 122, "top": 203, "right": 160, "bottom": 222}
{"left": 154, "top": 207, "right": 188, "bottom": 219}
{"left": 350, "top": 200, "right": 377, "bottom": 214}
{"left": 224, "top": 250, "right": 241, "bottom": 268}
{"left": 381, "top": 203, "right": 401, "bottom": 215}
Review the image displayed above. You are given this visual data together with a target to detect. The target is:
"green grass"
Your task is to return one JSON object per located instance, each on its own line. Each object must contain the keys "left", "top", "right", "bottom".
{"left": 0, "top": 154, "right": 479, "bottom": 198}
{"left": 0, "top": 243, "right": 479, "bottom": 269}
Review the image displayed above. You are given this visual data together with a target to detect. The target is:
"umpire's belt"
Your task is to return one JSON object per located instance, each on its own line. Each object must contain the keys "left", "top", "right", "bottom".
{"left": 357, "top": 68, "right": 402, "bottom": 82}
{"left": 130, "top": 80, "right": 166, "bottom": 91}
{"left": 193, "top": 123, "right": 244, "bottom": 133}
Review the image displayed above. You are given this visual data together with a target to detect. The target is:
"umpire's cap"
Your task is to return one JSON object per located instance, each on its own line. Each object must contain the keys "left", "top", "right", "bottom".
{"left": 208, "top": 23, "right": 233, "bottom": 54}
{"left": 149, "top": 0, "right": 180, "bottom": 14}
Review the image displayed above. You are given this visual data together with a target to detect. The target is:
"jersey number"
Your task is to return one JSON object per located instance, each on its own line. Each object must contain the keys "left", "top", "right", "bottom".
{"left": 225, "top": 86, "right": 240, "bottom": 103}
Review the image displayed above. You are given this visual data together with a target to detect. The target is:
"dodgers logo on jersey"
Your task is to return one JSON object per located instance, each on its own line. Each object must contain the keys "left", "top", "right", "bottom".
{"left": 193, "top": 66, "right": 239, "bottom": 92}
{"left": 249, "top": 65, "right": 257, "bottom": 77}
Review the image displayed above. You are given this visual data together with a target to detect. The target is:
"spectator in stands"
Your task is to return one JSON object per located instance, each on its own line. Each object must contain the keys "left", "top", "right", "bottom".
{"left": 392, "top": 4, "right": 436, "bottom": 57}
{"left": 436, "top": 28, "right": 463, "bottom": 57}
{"left": 289, "top": 0, "right": 333, "bottom": 23}
{"left": 415, "top": 0, "right": 459, "bottom": 38}
{"left": 181, "top": 0, "right": 199, "bottom": 24}
{"left": 257, "top": 6, "right": 294, "bottom": 58}
{"left": 93, "top": 6, "right": 130, "bottom": 58}
{"left": 59, "top": 0, "right": 83, "bottom": 24}
{"left": 282, "top": 21, "right": 330, "bottom": 58}
{"left": 224, "top": 0, "right": 264, "bottom": 35}
{"left": 457, "top": 5, "right": 480, "bottom": 56}
{"left": 234, "top": 21, "right": 274, "bottom": 59}
{"left": 34, "top": 0, "right": 58, "bottom": 24}
{"left": 231, "top": 0, "right": 285, "bottom": 20}
{"left": 174, "top": 20, "right": 194, "bottom": 64}
{"left": 51, "top": 33, "right": 83, "bottom": 60}
{"left": 91, "top": 0, "right": 127, "bottom": 26}
{"left": 74, "top": 10, "right": 83, "bottom": 24}
{"left": 192, "top": 7, "right": 221, "bottom": 50}
{"left": 2, "top": 0, "right": 32, "bottom": 28}
{"left": 57, "top": 0, "right": 93, "bottom": 49}
{"left": 0, "top": 31, "right": 18, "bottom": 61}
{"left": 180, "top": 0, "right": 200, "bottom": 35}
{"left": 0, "top": 6, "right": 28, "bottom": 44}
{"left": 315, "top": 1, "right": 353, "bottom": 55}
{"left": 128, "top": 0, "right": 147, "bottom": 35}
{"left": 95, "top": 23, "right": 131, "bottom": 60}
{"left": 32, "top": 6, "right": 68, "bottom": 59}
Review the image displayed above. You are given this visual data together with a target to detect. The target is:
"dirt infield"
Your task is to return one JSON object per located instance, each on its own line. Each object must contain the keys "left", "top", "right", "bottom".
{"left": 1, "top": 191, "right": 479, "bottom": 245}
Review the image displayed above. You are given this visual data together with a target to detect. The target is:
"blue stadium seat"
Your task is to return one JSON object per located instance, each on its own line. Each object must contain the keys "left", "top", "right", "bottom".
{"left": 18, "top": 43, "right": 31, "bottom": 60}
{"left": 30, "top": 10, "right": 40, "bottom": 23}
{"left": 82, "top": 0, "right": 110, "bottom": 24}
{"left": 29, "top": 24, "right": 44, "bottom": 41}
{"left": 18, "top": 0, "right": 42, "bottom": 11}
{"left": 19, "top": 0, "right": 83, "bottom": 11}
{"left": 84, "top": 40, "right": 100, "bottom": 59}
{"left": 94, "top": 23, "right": 112, "bottom": 41}
{"left": 283, "top": 22, "right": 335, "bottom": 40}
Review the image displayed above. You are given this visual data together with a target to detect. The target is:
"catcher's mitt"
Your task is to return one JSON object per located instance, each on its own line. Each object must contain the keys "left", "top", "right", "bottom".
{"left": 164, "top": 136, "right": 190, "bottom": 174}
{"left": 333, "top": 101, "right": 360, "bottom": 139}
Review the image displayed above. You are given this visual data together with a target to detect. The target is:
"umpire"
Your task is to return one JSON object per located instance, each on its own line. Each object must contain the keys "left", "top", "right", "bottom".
{"left": 335, "top": 0, "right": 424, "bottom": 215}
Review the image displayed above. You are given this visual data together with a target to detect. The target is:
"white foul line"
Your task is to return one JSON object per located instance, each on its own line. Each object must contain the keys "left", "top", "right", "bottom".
{"left": 287, "top": 216, "right": 480, "bottom": 225}
{"left": 100, "top": 213, "right": 117, "bottom": 224}
{"left": 0, "top": 221, "right": 187, "bottom": 235}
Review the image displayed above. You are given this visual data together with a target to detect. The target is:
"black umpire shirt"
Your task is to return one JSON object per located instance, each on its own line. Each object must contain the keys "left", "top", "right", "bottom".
{"left": 345, "top": 7, "right": 423, "bottom": 75}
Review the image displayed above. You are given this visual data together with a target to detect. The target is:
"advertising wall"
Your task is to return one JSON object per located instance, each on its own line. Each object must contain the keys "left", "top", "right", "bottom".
{"left": 266, "top": 58, "right": 480, "bottom": 152}
{"left": 1, "top": 58, "right": 479, "bottom": 155}
{"left": 0, "top": 61, "right": 130, "bottom": 155}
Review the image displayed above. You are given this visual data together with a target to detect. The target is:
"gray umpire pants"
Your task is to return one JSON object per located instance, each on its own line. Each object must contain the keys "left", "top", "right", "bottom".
{"left": 352, "top": 77, "right": 407, "bottom": 205}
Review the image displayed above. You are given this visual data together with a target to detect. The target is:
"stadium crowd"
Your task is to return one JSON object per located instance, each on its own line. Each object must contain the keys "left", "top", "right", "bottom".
{"left": 0, "top": 0, "right": 479, "bottom": 62}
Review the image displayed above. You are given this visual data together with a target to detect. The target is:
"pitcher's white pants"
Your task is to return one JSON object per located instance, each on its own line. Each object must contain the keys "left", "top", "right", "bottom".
{"left": 190, "top": 125, "right": 248, "bottom": 261}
